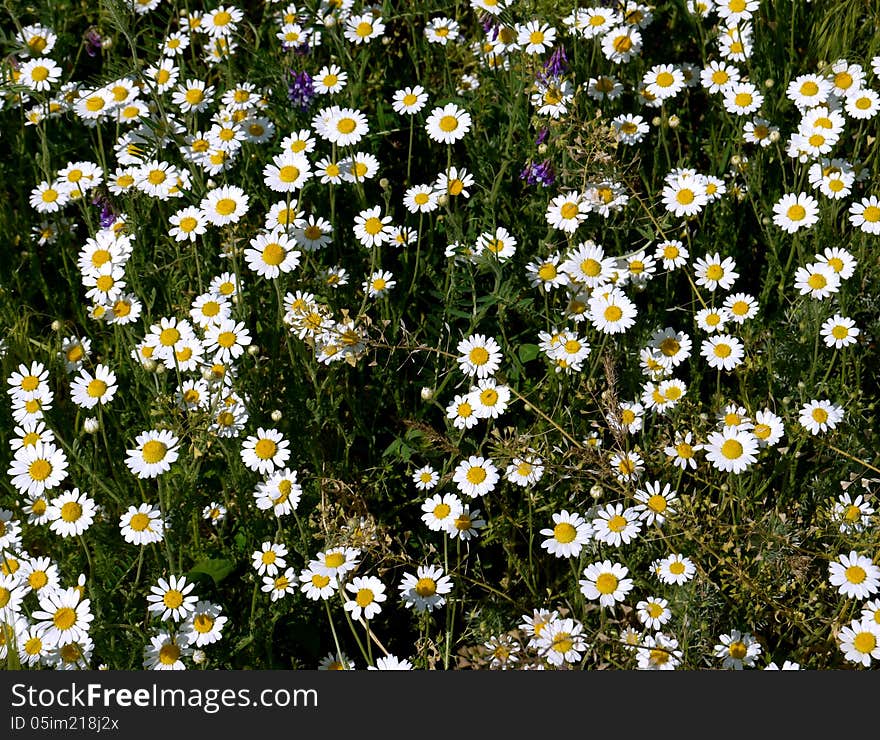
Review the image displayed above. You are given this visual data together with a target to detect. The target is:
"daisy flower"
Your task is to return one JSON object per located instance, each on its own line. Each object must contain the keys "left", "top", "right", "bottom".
{"left": 240, "top": 428, "right": 290, "bottom": 475}
{"left": 344, "top": 576, "right": 386, "bottom": 621}
{"left": 793, "top": 262, "right": 840, "bottom": 300}
{"left": 446, "top": 393, "right": 479, "bottom": 430}
{"left": 828, "top": 552, "right": 879, "bottom": 600}
{"left": 588, "top": 288, "right": 638, "bottom": 334}
{"left": 838, "top": 619, "right": 880, "bottom": 666}
{"left": 392, "top": 86, "right": 428, "bottom": 115}
{"left": 538, "top": 618, "right": 587, "bottom": 667}
{"left": 69, "top": 364, "right": 117, "bottom": 409}
{"left": 263, "top": 152, "right": 312, "bottom": 193}
{"left": 468, "top": 377, "right": 511, "bottom": 419}
{"left": 656, "top": 553, "right": 697, "bottom": 585}
{"left": 352, "top": 206, "right": 393, "bottom": 248}
{"left": 452, "top": 456, "right": 499, "bottom": 498}
{"left": 848, "top": 195, "right": 880, "bottom": 234}
{"left": 147, "top": 575, "right": 199, "bottom": 622}
{"left": 203, "top": 319, "right": 252, "bottom": 363}
{"left": 298, "top": 566, "right": 338, "bottom": 601}
{"left": 425, "top": 103, "right": 472, "bottom": 144}
{"left": 714, "top": 630, "right": 762, "bottom": 669}
{"left": 252, "top": 542, "right": 288, "bottom": 577}
{"left": 579, "top": 560, "right": 634, "bottom": 608}
{"left": 636, "top": 597, "right": 672, "bottom": 630}
{"left": 119, "top": 503, "right": 164, "bottom": 545}
{"left": 398, "top": 565, "right": 453, "bottom": 613}
{"left": 772, "top": 192, "right": 820, "bottom": 233}
{"left": 633, "top": 481, "right": 678, "bottom": 526}
{"left": 456, "top": 334, "right": 503, "bottom": 378}
{"left": 704, "top": 427, "right": 758, "bottom": 474}
{"left": 421, "top": 493, "right": 463, "bottom": 532}
{"left": 46, "top": 488, "right": 96, "bottom": 538}
{"left": 181, "top": 601, "right": 227, "bottom": 647}
{"left": 8, "top": 441, "right": 68, "bottom": 497}
{"left": 245, "top": 230, "right": 301, "bottom": 279}
{"left": 591, "top": 503, "right": 642, "bottom": 547}
{"left": 798, "top": 399, "right": 844, "bottom": 435}
{"left": 125, "top": 429, "right": 180, "bottom": 479}
{"left": 200, "top": 185, "right": 249, "bottom": 226}
{"left": 540, "top": 510, "right": 593, "bottom": 558}
{"left": 32, "top": 587, "right": 93, "bottom": 646}
{"left": 700, "top": 334, "right": 744, "bottom": 371}
{"left": 412, "top": 465, "right": 439, "bottom": 491}
{"left": 637, "top": 632, "right": 682, "bottom": 670}
{"left": 144, "top": 632, "right": 191, "bottom": 671}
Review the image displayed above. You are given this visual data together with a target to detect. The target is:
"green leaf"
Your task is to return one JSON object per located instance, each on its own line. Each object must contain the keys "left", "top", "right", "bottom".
{"left": 188, "top": 558, "right": 235, "bottom": 585}
{"left": 518, "top": 343, "right": 540, "bottom": 363}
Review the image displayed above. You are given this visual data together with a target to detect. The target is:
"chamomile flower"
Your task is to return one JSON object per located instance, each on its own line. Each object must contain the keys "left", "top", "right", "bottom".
{"left": 833, "top": 493, "right": 874, "bottom": 534}
{"left": 421, "top": 493, "right": 463, "bottom": 532}
{"left": 634, "top": 481, "right": 678, "bottom": 526}
{"left": 392, "top": 85, "right": 428, "bottom": 115}
{"left": 412, "top": 465, "right": 439, "bottom": 491}
{"left": 579, "top": 560, "right": 634, "bottom": 608}
{"left": 662, "top": 173, "right": 709, "bottom": 217}
{"left": 592, "top": 503, "right": 642, "bottom": 547}
{"left": 798, "top": 399, "right": 844, "bottom": 435}
{"left": 403, "top": 185, "right": 440, "bottom": 214}
{"left": 352, "top": 206, "right": 393, "bottom": 248}
{"left": 714, "top": 630, "right": 762, "bottom": 669}
{"left": 538, "top": 617, "right": 587, "bottom": 666}
{"left": 656, "top": 553, "right": 697, "bottom": 585}
{"left": 398, "top": 564, "right": 452, "bottom": 613}
{"left": 240, "top": 428, "right": 290, "bottom": 475}
{"left": 848, "top": 195, "right": 880, "bottom": 234}
{"left": 344, "top": 13, "right": 386, "bottom": 45}
{"left": 700, "top": 334, "right": 745, "bottom": 371}
{"left": 263, "top": 152, "right": 312, "bottom": 193}
{"left": 147, "top": 575, "right": 198, "bottom": 622}
{"left": 344, "top": 576, "right": 386, "bottom": 621}
{"left": 752, "top": 409, "right": 785, "bottom": 447}
{"left": 611, "top": 113, "right": 650, "bottom": 144}
{"left": 182, "top": 601, "right": 227, "bottom": 647}
{"left": 298, "top": 566, "right": 337, "bottom": 601}
{"left": 589, "top": 288, "right": 638, "bottom": 334}
{"left": 245, "top": 230, "right": 301, "bottom": 279}
{"left": 314, "top": 65, "right": 347, "bottom": 95}
{"left": 8, "top": 441, "right": 68, "bottom": 497}
{"left": 540, "top": 510, "right": 592, "bottom": 558}
{"left": 452, "top": 456, "right": 499, "bottom": 498}
{"left": 722, "top": 82, "right": 764, "bottom": 115}
{"left": 32, "top": 587, "right": 93, "bottom": 646}
{"left": 200, "top": 185, "right": 249, "bottom": 226}
{"left": 46, "top": 489, "right": 96, "bottom": 538}
{"left": 119, "top": 503, "right": 164, "bottom": 545}
{"left": 636, "top": 597, "right": 672, "bottom": 630}
{"left": 838, "top": 618, "right": 880, "bottom": 666}
{"left": 125, "top": 429, "right": 180, "bottom": 479}
{"left": 772, "top": 192, "right": 820, "bottom": 233}
{"left": 449, "top": 505, "right": 487, "bottom": 541}
{"left": 545, "top": 191, "right": 588, "bottom": 232}
{"left": 637, "top": 632, "right": 682, "bottom": 670}
{"left": 142, "top": 632, "right": 189, "bottom": 671}
{"left": 821, "top": 315, "right": 859, "bottom": 348}
{"left": 252, "top": 542, "right": 288, "bottom": 577}
{"left": 446, "top": 393, "right": 479, "bottom": 430}
{"left": 505, "top": 455, "right": 545, "bottom": 486}
{"left": 704, "top": 427, "right": 758, "bottom": 473}
{"left": 425, "top": 103, "right": 472, "bottom": 144}
{"left": 169, "top": 207, "right": 208, "bottom": 243}
{"left": 468, "top": 377, "right": 511, "bottom": 419}
{"left": 69, "top": 364, "right": 117, "bottom": 409}
{"left": 203, "top": 319, "right": 252, "bottom": 363}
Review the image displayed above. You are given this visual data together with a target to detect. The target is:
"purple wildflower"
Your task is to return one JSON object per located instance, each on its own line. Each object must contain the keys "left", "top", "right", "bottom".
{"left": 520, "top": 160, "right": 555, "bottom": 188}
{"left": 543, "top": 47, "right": 568, "bottom": 78}
{"left": 84, "top": 28, "right": 102, "bottom": 58}
{"left": 287, "top": 70, "right": 314, "bottom": 111}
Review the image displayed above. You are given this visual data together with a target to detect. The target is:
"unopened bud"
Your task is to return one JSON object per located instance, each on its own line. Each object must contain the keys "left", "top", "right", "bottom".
{"left": 84, "top": 417, "right": 100, "bottom": 434}
{"left": 420, "top": 386, "right": 434, "bottom": 401}
{"left": 271, "top": 409, "right": 283, "bottom": 422}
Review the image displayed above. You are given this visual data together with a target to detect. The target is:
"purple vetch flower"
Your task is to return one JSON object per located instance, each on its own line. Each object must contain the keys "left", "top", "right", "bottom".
{"left": 287, "top": 70, "right": 314, "bottom": 111}
{"left": 84, "top": 28, "right": 102, "bottom": 57}
{"left": 543, "top": 47, "right": 569, "bottom": 78}
{"left": 91, "top": 193, "right": 116, "bottom": 228}
{"left": 535, "top": 127, "right": 549, "bottom": 147}
{"left": 520, "top": 160, "right": 555, "bottom": 188}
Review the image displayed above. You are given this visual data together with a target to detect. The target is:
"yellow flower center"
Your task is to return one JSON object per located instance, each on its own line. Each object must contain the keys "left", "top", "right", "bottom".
{"left": 215, "top": 198, "right": 236, "bottom": 216}
{"left": 553, "top": 522, "right": 577, "bottom": 543}
{"left": 439, "top": 115, "right": 459, "bottom": 132}
{"left": 53, "top": 607, "right": 77, "bottom": 631}
{"left": 254, "top": 439, "right": 277, "bottom": 460}
{"left": 721, "top": 439, "right": 743, "bottom": 459}
{"left": 141, "top": 440, "right": 167, "bottom": 464}
{"left": 596, "top": 573, "right": 618, "bottom": 594}
{"left": 29, "top": 458, "right": 52, "bottom": 481}
{"left": 414, "top": 578, "right": 436, "bottom": 597}
{"left": 163, "top": 590, "right": 184, "bottom": 609}
{"left": 159, "top": 643, "right": 180, "bottom": 665}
